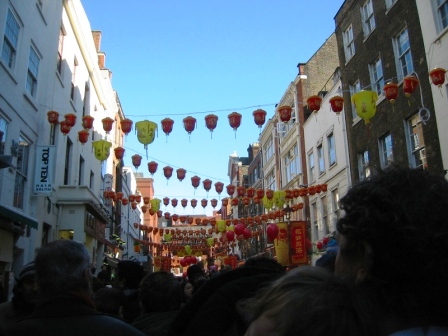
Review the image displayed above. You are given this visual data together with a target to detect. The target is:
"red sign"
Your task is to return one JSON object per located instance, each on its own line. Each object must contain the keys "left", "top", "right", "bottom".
{"left": 290, "top": 221, "right": 308, "bottom": 266}
{"left": 223, "top": 255, "right": 238, "bottom": 269}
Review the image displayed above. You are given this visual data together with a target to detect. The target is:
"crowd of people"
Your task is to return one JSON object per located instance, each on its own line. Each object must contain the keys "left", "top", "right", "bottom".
{"left": 0, "top": 167, "right": 448, "bottom": 335}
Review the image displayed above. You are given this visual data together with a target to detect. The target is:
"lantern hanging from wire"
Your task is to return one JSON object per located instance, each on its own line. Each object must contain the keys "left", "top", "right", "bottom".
{"left": 147, "top": 161, "right": 158, "bottom": 176}
{"left": 253, "top": 109, "right": 267, "bottom": 132}
{"left": 228, "top": 112, "right": 242, "bottom": 138}
{"left": 201, "top": 199, "right": 208, "bottom": 208}
{"left": 150, "top": 198, "right": 161, "bottom": 212}
{"left": 60, "top": 120, "right": 71, "bottom": 135}
{"left": 171, "top": 198, "right": 178, "bottom": 208}
{"left": 277, "top": 105, "right": 292, "bottom": 123}
{"left": 163, "top": 166, "right": 173, "bottom": 182}
{"left": 78, "top": 130, "right": 89, "bottom": 145}
{"left": 403, "top": 76, "right": 419, "bottom": 98}
{"left": 65, "top": 113, "right": 77, "bottom": 127}
{"left": 191, "top": 176, "right": 201, "bottom": 190}
{"left": 190, "top": 199, "right": 197, "bottom": 209}
{"left": 181, "top": 199, "right": 188, "bottom": 209}
{"left": 203, "top": 179, "right": 212, "bottom": 193}
{"left": 82, "top": 115, "right": 94, "bottom": 129}
{"left": 236, "top": 186, "right": 246, "bottom": 198}
{"left": 183, "top": 116, "right": 196, "bottom": 140}
{"left": 132, "top": 154, "right": 142, "bottom": 170}
{"left": 429, "top": 67, "right": 446, "bottom": 88}
{"left": 226, "top": 184, "right": 235, "bottom": 197}
{"left": 307, "top": 95, "right": 322, "bottom": 113}
{"left": 163, "top": 197, "right": 170, "bottom": 207}
{"left": 101, "top": 117, "right": 114, "bottom": 133}
{"left": 215, "top": 182, "right": 224, "bottom": 195}
{"left": 121, "top": 118, "right": 133, "bottom": 135}
{"left": 205, "top": 114, "right": 218, "bottom": 139}
{"left": 329, "top": 96, "right": 344, "bottom": 115}
{"left": 383, "top": 82, "right": 399, "bottom": 107}
{"left": 222, "top": 198, "right": 229, "bottom": 207}
{"left": 114, "top": 146, "right": 125, "bottom": 161}
{"left": 161, "top": 118, "right": 174, "bottom": 142}
{"left": 211, "top": 199, "right": 218, "bottom": 208}
{"left": 92, "top": 140, "right": 112, "bottom": 161}
{"left": 256, "top": 188, "right": 265, "bottom": 199}
{"left": 135, "top": 120, "right": 157, "bottom": 157}
{"left": 176, "top": 168, "right": 186, "bottom": 182}
{"left": 47, "top": 110, "right": 59, "bottom": 125}
{"left": 352, "top": 90, "right": 378, "bottom": 124}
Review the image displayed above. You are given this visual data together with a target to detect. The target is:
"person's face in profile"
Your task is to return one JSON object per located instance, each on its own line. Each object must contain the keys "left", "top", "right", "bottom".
{"left": 184, "top": 282, "right": 194, "bottom": 300}
{"left": 335, "top": 232, "right": 369, "bottom": 283}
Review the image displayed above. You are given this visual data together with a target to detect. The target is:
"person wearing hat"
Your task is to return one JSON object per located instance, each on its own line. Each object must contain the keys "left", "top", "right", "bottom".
{"left": 0, "top": 261, "right": 37, "bottom": 335}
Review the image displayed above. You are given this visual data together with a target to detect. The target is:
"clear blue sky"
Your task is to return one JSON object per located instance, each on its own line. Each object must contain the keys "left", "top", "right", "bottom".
{"left": 82, "top": 1, "right": 343, "bottom": 216}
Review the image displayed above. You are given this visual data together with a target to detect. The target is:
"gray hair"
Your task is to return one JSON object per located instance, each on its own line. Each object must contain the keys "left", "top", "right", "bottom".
{"left": 35, "top": 240, "right": 91, "bottom": 296}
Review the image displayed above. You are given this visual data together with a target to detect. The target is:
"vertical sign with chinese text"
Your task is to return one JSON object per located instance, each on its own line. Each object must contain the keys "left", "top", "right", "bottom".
{"left": 290, "top": 221, "right": 308, "bottom": 266}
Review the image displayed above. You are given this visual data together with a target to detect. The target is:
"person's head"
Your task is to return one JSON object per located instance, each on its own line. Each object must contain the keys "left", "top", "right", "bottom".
{"left": 12, "top": 261, "right": 38, "bottom": 313}
{"left": 186, "top": 264, "right": 206, "bottom": 286}
{"left": 182, "top": 281, "right": 194, "bottom": 301}
{"left": 243, "top": 256, "right": 284, "bottom": 273}
{"left": 115, "top": 260, "right": 145, "bottom": 290}
{"left": 35, "top": 240, "right": 91, "bottom": 297}
{"left": 139, "top": 271, "right": 182, "bottom": 313}
{"left": 241, "top": 266, "right": 376, "bottom": 336}
{"left": 335, "top": 167, "right": 448, "bottom": 326}
{"left": 94, "top": 287, "right": 126, "bottom": 317}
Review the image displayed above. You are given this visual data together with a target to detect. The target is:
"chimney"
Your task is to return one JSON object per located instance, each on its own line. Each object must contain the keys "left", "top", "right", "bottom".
{"left": 92, "top": 31, "right": 102, "bottom": 52}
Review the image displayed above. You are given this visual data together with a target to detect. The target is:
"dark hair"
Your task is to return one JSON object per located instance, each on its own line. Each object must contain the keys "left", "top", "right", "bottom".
{"left": 94, "top": 287, "right": 126, "bottom": 316}
{"left": 116, "top": 260, "right": 145, "bottom": 289}
{"left": 243, "top": 256, "right": 284, "bottom": 272}
{"left": 139, "top": 271, "right": 182, "bottom": 313}
{"left": 336, "top": 167, "right": 448, "bottom": 325}
{"left": 35, "top": 240, "right": 91, "bottom": 296}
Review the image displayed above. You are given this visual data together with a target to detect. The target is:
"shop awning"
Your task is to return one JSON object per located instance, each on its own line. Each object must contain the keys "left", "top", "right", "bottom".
{"left": 0, "top": 204, "right": 38, "bottom": 229}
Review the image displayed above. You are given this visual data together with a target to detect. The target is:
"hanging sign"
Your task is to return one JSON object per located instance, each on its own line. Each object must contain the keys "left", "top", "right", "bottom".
{"left": 290, "top": 221, "right": 308, "bottom": 266}
{"left": 34, "top": 145, "right": 56, "bottom": 195}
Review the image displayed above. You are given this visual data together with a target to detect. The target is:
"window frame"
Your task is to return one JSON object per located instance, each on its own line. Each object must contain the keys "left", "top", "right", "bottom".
{"left": 405, "top": 113, "right": 427, "bottom": 170}
{"left": 358, "top": 150, "right": 371, "bottom": 181}
{"left": 434, "top": 0, "right": 448, "bottom": 33}
{"left": 379, "top": 133, "right": 393, "bottom": 169}
{"left": 327, "top": 133, "right": 336, "bottom": 167}
{"left": 349, "top": 80, "right": 361, "bottom": 121}
{"left": 26, "top": 45, "right": 40, "bottom": 97}
{"left": 317, "top": 143, "right": 325, "bottom": 175}
{"left": 343, "top": 25, "right": 355, "bottom": 62}
{"left": 308, "top": 151, "right": 315, "bottom": 184}
{"left": 369, "top": 57, "right": 385, "bottom": 96}
{"left": 0, "top": 116, "right": 8, "bottom": 155}
{"left": 393, "top": 27, "right": 414, "bottom": 82}
{"left": 1, "top": 8, "right": 20, "bottom": 69}
{"left": 265, "top": 136, "right": 274, "bottom": 162}
{"left": 13, "top": 136, "right": 30, "bottom": 209}
{"left": 361, "top": 0, "right": 376, "bottom": 37}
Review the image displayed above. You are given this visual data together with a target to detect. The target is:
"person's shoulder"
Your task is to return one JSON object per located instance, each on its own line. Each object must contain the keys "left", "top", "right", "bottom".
{"left": 389, "top": 327, "right": 448, "bottom": 336}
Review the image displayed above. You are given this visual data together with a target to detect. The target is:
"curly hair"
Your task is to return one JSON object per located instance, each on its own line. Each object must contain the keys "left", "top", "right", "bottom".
{"left": 336, "top": 167, "right": 448, "bottom": 326}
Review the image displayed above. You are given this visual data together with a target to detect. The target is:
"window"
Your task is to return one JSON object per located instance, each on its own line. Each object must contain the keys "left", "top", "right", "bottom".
{"left": 327, "top": 133, "right": 336, "bottom": 166}
{"left": 369, "top": 57, "right": 384, "bottom": 96}
{"left": 2, "top": 9, "right": 20, "bottom": 68}
{"left": 308, "top": 151, "right": 315, "bottom": 183}
{"left": 361, "top": 0, "right": 376, "bottom": 37}
{"left": 284, "top": 146, "right": 299, "bottom": 184}
{"left": 385, "top": 0, "right": 397, "bottom": 10}
{"left": 321, "top": 196, "right": 330, "bottom": 235}
{"left": 393, "top": 28, "right": 414, "bottom": 81}
{"left": 265, "top": 136, "right": 274, "bottom": 162}
{"left": 379, "top": 133, "right": 393, "bottom": 169}
{"left": 57, "top": 28, "right": 64, "bottom": 74}
{"left": 64, "top": 138, "right": 73, "bottom": 185}
{"left": 89, "top": 170, "right": 94, "bottom": 190}
{"left": 406, "top": 114, "right": 427, "bottom": 169}
{"left": 435, "top": 0, "right": 448, "bottom": 32}
{"left": 0, "top": 117, "right": 7, "bottom": 155}
{"left": 350, "top": 80, "right": 361, "bottom": 120}
{"left": 358, "top": 150, "right": 371, "bottom": 180}
{"left": 26, "top": 46, "right": 40, "bottom": 97}
{"left": 312, "top": 202, "right": 318, "bottom": 240}
{"left": 343, "top": 25, "right": 355, "bottom": 62}
{"left": 14, "top": 137, "right": 30, "bottom": 209}
{"left": 266, "top": 169, "right": 275, "bottom": 191}
{"left": 71, "top": 58, "right": 78, "bottom": 100}
{"left": 331, "top": 188, "right": 340, "bottom": 225}
{"left": 317, "top": 143, "right": 325, "bottom": 175}
{"left": 78, "top": 156, "right": 84, "bottom": 186}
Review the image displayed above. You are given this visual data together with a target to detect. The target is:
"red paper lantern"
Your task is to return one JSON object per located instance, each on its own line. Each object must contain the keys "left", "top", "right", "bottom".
{"left": 171, "top": 198, "right": 178, "bottom": 208}
{"left": 190, "top": 199, "right": 197, "bottom": 208}
{"left": 246, "top": 187, "right": 255, "bottom": 198}
{"left": 201, "top": 199, "right": 208, "bottom": 208}
{"left": 299, "top": 188, "right": 308, "bottom": 197}
{"left": 60, "top": 120, "right": 71, "bottom": 135}
{"left": 172, "top": 214, "right": 179, "bottom": 222}
{"left": 329, "top": 96, "right": 344, "bottom": 114}
{"left": 243, "top": 228, "right": 252, "bottom": 239}
{"left": 231, "top": 198, "right": 239, "bottom": 206}
{"left": 226, "top": 230, "right": 235, "bottom": 242}
{"left": 228, "top": 112, "right": 242, "bottom": 134}
{"left": 163, "top": 197, "right": 170, "bottom": 206}
{"left": 265, "top": 189, "right": 274, "bottom": 200}
{"left": 163, "top": 166, "right": 173, "bottom": 180}
{"left": 383, "top": 82, "right": 399, "bottom": 104}
{"left": 115, "top": 192, "right": 123, "bottom": 200}
{"left": 234, "top": 223, "right": 245, "bottom": 236}
{"left": 236, "top": 186, "right": 246, "bottom": 198}
{"left": 321, "top": 183, "right": 328, "bottom": 192}
{"left": 277, "top": 105, "right": 292, "bottom": 123}
{"left": 266, "top": 223, "right": 279, "bottom": 241}
{"left": 222, "top": 198, "right": 229, "bottom": 207}
{"left": 205, "top": 114, "right": 218, "bottom": 138}
{"left": 203, "top": 179, "right": 212, "bottom": 192}
{"left": 135, "top": 194, "right": 142, "bottom": 203}
{"left": 256, "top": 188, "right": 265, "bottom": 199}
{"left": 121, "top": 118, "right": 133, "bottom": 135}
{"left": 210, "top": 199, "right": 218, "bottom": 208}
{"left": 143, "top": 196, "right": 150, "bottom": 205}
{"left": 191, "top": 176, "right": 201, "bottom": 189}
{"left": 403, "top": 76, "right": 419, "bottom": 97}
{"left": 215, "top": 182, "right": 224, "bottom": 194}
{"left": 176, "top": 168, "right": 186, "bottom": 182}
{"left": 164, "top": 212, "right": 170, "bottom": 220}
{"left": 148, "top": 161, "right": 158, "bottom": 175}
{"left": 181, "top": 199, "right": 188, "bottom": 208}
{"left": 78, "top": 130, "right": 89, "bottom": 144}
{"left": 82, "top": 115, "right": 94, "bottom": 129}
{"left": 47, "top": 110, "right": 59, "bottom": 125}
{"left": 285, "top": 189, "right": 293, "bottom": 200}
{"left": 141, "top": 205, "right": 148, "bottom": 213}
{"left": 157, "top": 210, "right": 163, "bottom": 218}
{"left": 195, "top": 218, "right": 202, "bottom": 225}
{"left": 307, "top": 95, "right": 322, "bottom": 113}
{"left": 187, "top": 217, "right": 194, "bottom": 225}
{"left": 101, "top": 117, "right": 114, "bottom": 133}
{"left": 131, "top": 202, "right": 138, "bottom": 210}
{"left": 253, "top": 196, "right": 260, "bottom": 205}
{"left": 183, "top": 116, "right": 196, "bottom": 135}
{"left": 292, "top": 189, "right": 300, "bottom": 198}
{"left": 65, "top": 113, "right": 77, "bottom": 127}
{"left": 316, "top": 241, "right": 323, "bottom": 250}
{"left": 252, "top": 109, "right": 267, "bottom": 129}
{"left": 429, "top": 68, "right": 446, "bottom": 87}
{"left": 161, "top": 118, "right": 174, "bottom": 139}
{"left": 121, "top": 198, "right": 129, "bottom": 205}
{"left": 242, "top": 196, "right": 251, "bottom": 206}
{"left": 308, "top": 185, "right": 317, "bottom": 196}
{"left": 114, "top": 146, "right": 125, "bottom": 160}
{"left": 129, "top": 194, "right": 136, "bottom": 202}
{"left": 132, "top": 154, "right": 142, "bottom": 170}
{"left": 226, "top": 184, "right": 236, "bottom": 197}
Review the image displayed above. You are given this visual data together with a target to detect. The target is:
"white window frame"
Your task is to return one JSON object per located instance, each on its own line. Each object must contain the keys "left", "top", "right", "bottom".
{"left": 284, "top": 146, "right": 298, "bottom": 185}
{"left": 321, "top": 196, "right": 329, "bottom": 235}
{"left": 57, "top": 27, "right": 65, "bottom": 74}
{"left": 317, "top": 143, "right": 325, "bottom": 175}
{"left": 1, "top": 8, "right": 20, "bottom": 69}
{"left": 361, "top": 0, "right": 376, "bottom": 37}
{"left": 393, "top": 28, "right": 414, "bottom": 82}
{"left": 433, "top": 0, "right": 448, "bottom": 33}
{"left": 26, "top": 45, "right": 40, "bottom": 97}
{"left": 379, "top": 133, "right": 393, "bottom": 169}
{"left": 327, "top": 133, "right": 336, "bottom": 167}
{"left": 405, "top": 114, "right": 427, "bottom": 170}
{"left": 385, "top": 0, "right": 398, "bottom": 10}
{"left": 369, "top": 57, "right": 385, "bottom": 96}
{"left": 308, "top": 151, "right": 315, "bottom": 184}
{"left": 266, "top": 169, "right": 276, "bottom": 191}
{"left": 13, "top": 136, "right": 30, "bottom": 209}
{"left": 343, "top": 25, "right": 355, "bottom": 62}
{"left": 358, "top": 150, "right": 371, "bottom": 181}
{"left": 331, "top": 188, "right": 340, "bottom": 229}
{"left": 265, "top": 136, "right": 274, "bottom": 162}
{"left": 312, "top": 201, "right": 318, "bottom": 240}
{"left": 349, "top": 80, "right": 361, "bottom": 121}
{"left": 0, "top": 116, "right": 8, "bottom": 155}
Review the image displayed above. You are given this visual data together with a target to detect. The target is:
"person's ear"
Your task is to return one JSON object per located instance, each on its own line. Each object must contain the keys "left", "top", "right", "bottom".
{"left": 356, "top": 242, "right": 373, "bottom": 283}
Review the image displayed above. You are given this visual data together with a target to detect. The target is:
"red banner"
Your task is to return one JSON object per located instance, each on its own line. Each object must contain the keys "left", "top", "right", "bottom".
{"left": 290, "top": 221, "right": 308, "bottom": 266}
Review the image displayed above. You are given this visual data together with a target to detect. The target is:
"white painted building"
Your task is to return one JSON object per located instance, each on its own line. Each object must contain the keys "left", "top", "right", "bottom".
{"left": 416, "top": 1, "right": 448, "bottom": 173}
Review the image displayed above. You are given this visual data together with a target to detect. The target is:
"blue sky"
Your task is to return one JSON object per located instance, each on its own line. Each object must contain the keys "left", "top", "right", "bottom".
{"left": 82, "top": 1, "right": 343, "bottom": 216}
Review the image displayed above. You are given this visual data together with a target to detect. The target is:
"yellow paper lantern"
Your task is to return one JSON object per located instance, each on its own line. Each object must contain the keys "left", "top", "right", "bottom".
{"left": 163, "top": 233, "right": 172, "bottom": 242}
{"left": 273, "top": 190, "right": 286, "bottom": 208}
{"left": 184, "top": 245, "right": 192, "bottom": 255}
{"left": 207, "top": 237, "right": 214, "bottom": 247}
{"left": 352, "top": 90, "right": 378, "bottom": 124}
{"left": 150, "top": 198, "right": 161, "bottom": 212}
{"left": 92, "top": 140, "right": 112, "bottom": 161}
{"left": 217, "top": 220, "right": 226, "bottom": 233}
{"left": 226, "top": 225, "right": 235, "bottom": 232}
{"left": 135, "top": 120, "right": 157, "bottom": 151}
{"left": 262, "top": 195, "right": 274, "bottom": 210}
